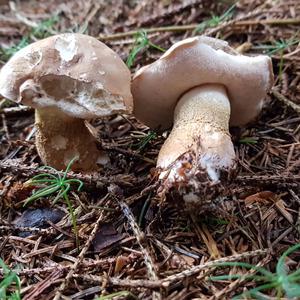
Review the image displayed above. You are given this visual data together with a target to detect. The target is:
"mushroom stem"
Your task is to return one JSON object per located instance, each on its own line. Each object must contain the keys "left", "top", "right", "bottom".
{"left": 35, "top": 108, "right": 107, "bottom": 171}
{"left": 157, "top": 84, "right": 236, "bottom": 190}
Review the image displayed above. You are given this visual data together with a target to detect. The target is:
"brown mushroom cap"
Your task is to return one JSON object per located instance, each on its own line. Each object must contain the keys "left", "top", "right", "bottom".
{"left": 0, "top": 33, "right": 132, "bottom": 117}
{"left": 132, "top": 36, "right": 274, "bottom": 130}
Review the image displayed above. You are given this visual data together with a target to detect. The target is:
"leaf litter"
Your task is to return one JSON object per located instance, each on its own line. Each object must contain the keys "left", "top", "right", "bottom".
{"left": 0, "top": 0, "right": 300, "bottom": 299}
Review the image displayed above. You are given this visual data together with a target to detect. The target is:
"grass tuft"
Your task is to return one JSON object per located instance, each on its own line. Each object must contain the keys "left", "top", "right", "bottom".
{"left": 126, "top": 30, "right": 165, "bottom": 68}
{"left": 0, "top": 259, "right": 21, "bottom": 300}
{"left": 211, "top": 243, "right": 300, "bottom": 299}
{"left": 30, "top": 15, "right": 58, "bottom": 39}
{"left": 253, "top": 37, "right": 299, "bottom": 56}
{"left": 131, "top": 130, "right": 157, "bottom": 151}
{"left": 239, "top": 137, "right": 258, "bottom": 145}
{"left": 0, "top": 37, "right": 30, "bottom": 61}
{"left": 194, "top": 3, "right": 236, "bottom": 34}
{"left": 253, "top": 35, "right": 299, "bottom": 80}
{"left": 24, "top": 157, "right": 84, "bottom": 249}
{"left": 0, "top": 15, "right": 58, "bottom": 61}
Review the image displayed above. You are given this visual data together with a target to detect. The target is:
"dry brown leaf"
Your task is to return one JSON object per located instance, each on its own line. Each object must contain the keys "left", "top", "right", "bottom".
{"left": 274, "top": 199, "right": 293, "bottom": 224}
{"left": 261, "top": 207, "right": 277, "bottom": 223}
{"left": 114, "top": 255, "right": 130, "bottom": 275}
{"left": 245, "top": 191, "right": 275, "bottom": 206}
{"left": 13, "top": 208, "right": 65, "bottom": 237}
{"left": 169, "top": 254, "right": 194, "bottom": 269}
{"left": 181, "top": 255, "right": 195, "bottom": 267}
{"left": 199, "top": 224, "right": 220, "bottom": 259}
{"left": 92, "top": 223, "right": 126, "bottom": 252}
{"left": 245, "top": 191, "right": 293, "bottom": 223}
{"left": 267, "top": 143, "right": 282, "bottom": 156}
{"left": 6, "top": 181, "right": 34, "bottom": 202}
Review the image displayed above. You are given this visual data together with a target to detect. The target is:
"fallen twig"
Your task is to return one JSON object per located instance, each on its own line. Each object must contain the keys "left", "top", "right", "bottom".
{"left": 209, "top": 256, "right": 271, "bottom": 300}
{"left": 0, "top": 159, "right": 138, "bottom": 187}
{"left": 9, "top": 1, "right": 57, "bottom": 34}
{"left": 0, "top": 258, "right": 117, "bottom": 276}
{"left": 53, "top": 209, "right": 106, "bottom": 300}
{"left": 74, "top": 249, "right": 267, "bottom": 289}
{"left": 236, "top": 174, "right": 300, "bottom": 187}
{"left": 99, "top": 18, "right": 300, "bottom": 41}
{"left": 23, "top": 270, "right": 62, "bottom": 300}
{"left": 161, "top": 249, "right": 267, "bottom": 287}
{"left": 272, "top": 89, "right": 300, "bottom": 114}
{"left": 113, "top": 191, "right": 161, "bottom": 299}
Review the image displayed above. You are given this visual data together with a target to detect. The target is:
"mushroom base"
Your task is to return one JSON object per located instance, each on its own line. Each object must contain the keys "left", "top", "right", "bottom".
{"left": 157, "top": 84, "right": 237, "bottom": 205}
{"left": 158, "top": 146, "right": 236, "bottom": 208}
{"left": 35, "top": 108, "right": 108, "bottom": 171}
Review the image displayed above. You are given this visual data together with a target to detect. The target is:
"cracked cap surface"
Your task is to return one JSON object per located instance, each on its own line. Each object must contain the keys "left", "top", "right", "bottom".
{"left": 0, "top": 33, "right": 133, "bottom": 119}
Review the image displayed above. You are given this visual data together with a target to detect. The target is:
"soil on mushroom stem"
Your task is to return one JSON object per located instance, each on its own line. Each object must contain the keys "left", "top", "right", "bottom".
{"left": 0, "top": 0, "right": 300, "bottom": 299}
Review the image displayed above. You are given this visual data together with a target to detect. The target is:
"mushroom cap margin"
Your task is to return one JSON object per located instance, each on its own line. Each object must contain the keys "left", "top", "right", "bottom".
{"left": 132, "top": 36, "right": 274, "bottom": 130}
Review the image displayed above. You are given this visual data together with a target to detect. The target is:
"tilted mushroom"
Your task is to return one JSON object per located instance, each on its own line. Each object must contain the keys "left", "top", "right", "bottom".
{"left": 0, "top": 33, "right": 132, "bottom": 171}
{"left": 132, "top": 36, "right": 274, "bottom": 204}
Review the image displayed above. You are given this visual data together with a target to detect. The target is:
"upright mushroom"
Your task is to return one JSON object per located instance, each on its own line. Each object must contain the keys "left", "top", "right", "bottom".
{"left": 0, "top": 33, "right": 132, "bottom": 171}
{"left": 132, "top": 36, "right": 273, "bottom": 203}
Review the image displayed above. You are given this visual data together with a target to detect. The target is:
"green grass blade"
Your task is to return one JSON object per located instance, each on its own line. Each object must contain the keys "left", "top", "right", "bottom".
{"left": 0, "top": 37, "right": 29, "bottom": 61}
{"left": 64, "top": 179, "right": 84, "bottom": 192}
{"left": 219, "top": 3, "right": 236, "bottom": 21}
{"left": 0, "top": 258, "right": 10, "bottom": 273}
{"left": 27, "top": 179, "right": 57, "bottom": 185}
{"left": 52, "top": 188, "right": 65, "bottom": 204}
{"left": 233, "top": 282, "right": 279, "bottom": 299}
{"left": 0, "top": 272, "right": 20, "bottom": 291}
{"left": 0, "top": 288, "right": 7, "bottom": 300}
{"left": 288, "top": 268, "right": 300, "bottom": 279}
{"left": 283, "top": 282, "right": 300, "bottom": 298}
{"left": 61, "top": 183, "right": 70, "bottom": 197}
{"left": 9, "top": 291, "right": 21, "bottom": 300}
{"left": 213, "top": 262, "right": 273, "bottom": 278}
{"left": 195, "top": 20, "right": 210, "bottom": 33}
{"left": 31, "top": 15, "right": 58, "bottom": 39}
{"left": 27, "top": 173, "right": 58, "bottom": 182}
{"left": 95, "top": 290, "right": 138, "bottom": 300}
{"left": 276, "top": 244, "right": 300, "bottom": 295}
{"left": 267, "top": 39, "right": 299, "bottom": 55}
{"left": 64, "top": 194, "right": 76, "bottom": 229}
{"left": 39, "top": 165, "right": 61, "bottom": 173}
{"left": 24, "top": 184, "right": 60, "bottom": 206}
{"left": 39, "top": 166, "right": 62, "bottom": 181}
{"left": 134, "top": 131, "right": 157, "bottom": 150}
{"left": 126, "top": 44, "right": 147, "bottom": 68}
{"left": 253, "top": 35, "right": 299, "bottom": 56}
{"left": 210, "top": 274, "right": 266, "bottom": 281}
{"left": 239, "top": 137, "right": 258, "bottom": 144}
{"left": 276, "top": 244, "right": 300, "bottom": 276}
{"left": 63, "top": 192, "right": 79, "bottom": 249}
{"left": 148, "top": 41, "right": 165, "bottom": 52}
{"left": 126, "top": 30, "right": 164, "bottom": 68}
{"left": 62, "top": 156, "right": 78, "bottom": 181}
{"left": 195, "top": 3, "right": 235, "bottom": 33}
{"left": 0, "top": 274, "right": 15, "bottom": 289}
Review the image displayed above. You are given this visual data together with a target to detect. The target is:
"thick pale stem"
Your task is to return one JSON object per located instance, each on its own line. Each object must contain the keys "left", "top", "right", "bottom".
{"left": 35, "top": 108, "right": 108, "bottom": 171}
{"left": 157, "top": 84, "right": 236, "bottom": 187}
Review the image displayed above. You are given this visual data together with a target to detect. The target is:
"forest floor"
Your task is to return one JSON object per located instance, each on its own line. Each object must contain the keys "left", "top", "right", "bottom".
{"left": 0, "top": 0, "right": 300, "bottom": 299}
